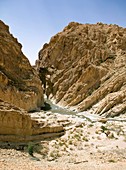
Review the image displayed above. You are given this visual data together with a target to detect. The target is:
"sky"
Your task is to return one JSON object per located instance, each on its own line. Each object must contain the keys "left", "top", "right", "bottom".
{"left": 0, "top": 0, "right": 126, "bottom": 65}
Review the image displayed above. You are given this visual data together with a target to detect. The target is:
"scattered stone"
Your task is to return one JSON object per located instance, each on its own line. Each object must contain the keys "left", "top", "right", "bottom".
{"left": 98, "top": 118, "right": 108, "bottom": 123}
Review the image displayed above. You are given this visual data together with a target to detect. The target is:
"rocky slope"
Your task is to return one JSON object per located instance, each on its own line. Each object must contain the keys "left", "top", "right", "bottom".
{"left": 0, "top": 20, "right": 44, "bottom": 111}
{"left": 37, "top": 22, "right": 126, "bottom": 117}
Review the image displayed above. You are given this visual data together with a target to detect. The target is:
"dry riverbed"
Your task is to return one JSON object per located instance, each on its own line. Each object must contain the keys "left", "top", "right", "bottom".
{"left": 0, "top": 111, "right": 126, "bottom": 170}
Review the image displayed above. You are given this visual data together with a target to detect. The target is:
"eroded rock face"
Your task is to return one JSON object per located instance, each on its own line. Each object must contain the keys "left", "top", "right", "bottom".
{"left": 37, "top": 22, "right": 126, "bottom": 117}
{"left": 0, "top": 99, "right": 32, "bottom": 136}
{"left": 0, "top": 20, "right": 44, "bottom": 111}
{"left": 0, "top": 20, "right": 65, "bottom": 142}
{"left": 0, "top": 100, "right": 64, "bottom": 142}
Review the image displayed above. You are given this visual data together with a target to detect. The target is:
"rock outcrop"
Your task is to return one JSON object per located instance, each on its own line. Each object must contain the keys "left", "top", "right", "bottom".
{"left": 0, "top": 20, "right": 44, "bottom": 111}
{"left": 37, "top": 22, "right": 126, "bottom": 117}
{"left": 0, "top": 99, "right": 64, "bottom": 142}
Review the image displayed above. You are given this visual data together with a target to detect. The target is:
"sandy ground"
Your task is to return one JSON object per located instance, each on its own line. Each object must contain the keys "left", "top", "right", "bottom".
{"left": 0, "top": 112, "right": 126, "bottom": 170}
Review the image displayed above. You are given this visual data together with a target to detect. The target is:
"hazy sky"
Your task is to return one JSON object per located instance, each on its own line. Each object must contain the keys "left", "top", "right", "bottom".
{"left": 0, "top": 0, "right": 126, "bottom": 65}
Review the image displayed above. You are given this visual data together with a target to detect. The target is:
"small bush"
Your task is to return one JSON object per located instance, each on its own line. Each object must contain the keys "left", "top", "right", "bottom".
{"left": 74, "top": 134, "right": 81, "bottom": 141}
{"left": 68, "top": 140, "right": 73, "bottom": 145}
{"left": 82, "top": 136, "right": 89, "bottom": 142}
{"left": 27, "top": 142, "right": 34, "bottom": 156}
{"left": 27, "top": 142, "right": 42, "bottom": 156}
{"left": 101, "top": 125, "right": 108, "bottom": 133}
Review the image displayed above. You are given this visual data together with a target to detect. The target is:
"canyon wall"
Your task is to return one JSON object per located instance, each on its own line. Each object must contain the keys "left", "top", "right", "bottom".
{"left": 37, "top": 22, "right": 126, "bottom": 117}
{"left": 0, "top": 20, "right": 44, "bottom": 111}
{"left": 0, "top": 20, "right": 48, "bottom": 142}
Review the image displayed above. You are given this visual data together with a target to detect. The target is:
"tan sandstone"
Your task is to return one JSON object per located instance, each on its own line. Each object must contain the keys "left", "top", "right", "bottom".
{"left": 0, "top": 20, "right": 64, "bottom": 142}
{"left": 0, "top": 99, "right": 64, "bottom": 142}
{"left": 0, "top": 20, "right": 44, "bottom": 111}
{"left": 37, "top": 22, "right": 126, "bottom": 117}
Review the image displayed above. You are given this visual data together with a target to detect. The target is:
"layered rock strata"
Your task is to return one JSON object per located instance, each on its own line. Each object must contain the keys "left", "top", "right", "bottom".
{"left": 37, "top": 22, "right": 126, "bottom": 117}
{"left": 0, "top": 100, "right": 64, "bottom": 142}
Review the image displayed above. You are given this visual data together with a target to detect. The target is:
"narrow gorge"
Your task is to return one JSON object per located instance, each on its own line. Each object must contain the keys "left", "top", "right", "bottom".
{"left": 0, "top": 20, "right": 126, "bottom": 143}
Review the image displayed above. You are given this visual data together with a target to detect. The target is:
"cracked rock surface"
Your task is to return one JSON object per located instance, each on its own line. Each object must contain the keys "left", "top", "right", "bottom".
{"left": 37, "top": 22, "right": 126, "bottom": 117}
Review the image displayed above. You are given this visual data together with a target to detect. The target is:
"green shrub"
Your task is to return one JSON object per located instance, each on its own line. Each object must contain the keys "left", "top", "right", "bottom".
{"left": 27, "top": 142, "right": 35, "bottom": 156}
{"left": 101, "top": 125, "right": 108, "bottom": 133}
{"left": 27, "top": 142, "right": 43, "bottom": 156}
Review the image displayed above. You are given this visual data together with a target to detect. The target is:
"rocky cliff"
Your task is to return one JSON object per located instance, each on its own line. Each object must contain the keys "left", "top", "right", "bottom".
{"left": 0, "top": 20, "right": 65, "bottom": 142}
{"left": 37, "top": 22, "right": 126, "bottom": 117}
{"left": 0, "top": 20, "right": 44, "bottom": 111}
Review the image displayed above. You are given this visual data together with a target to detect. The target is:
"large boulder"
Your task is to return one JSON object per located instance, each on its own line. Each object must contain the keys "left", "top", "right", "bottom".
{"left": 37, "top": 22, "right": 126, "bottom": 117}
{"left": 0, "top": 20, "right": 44, "bottom": 111}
